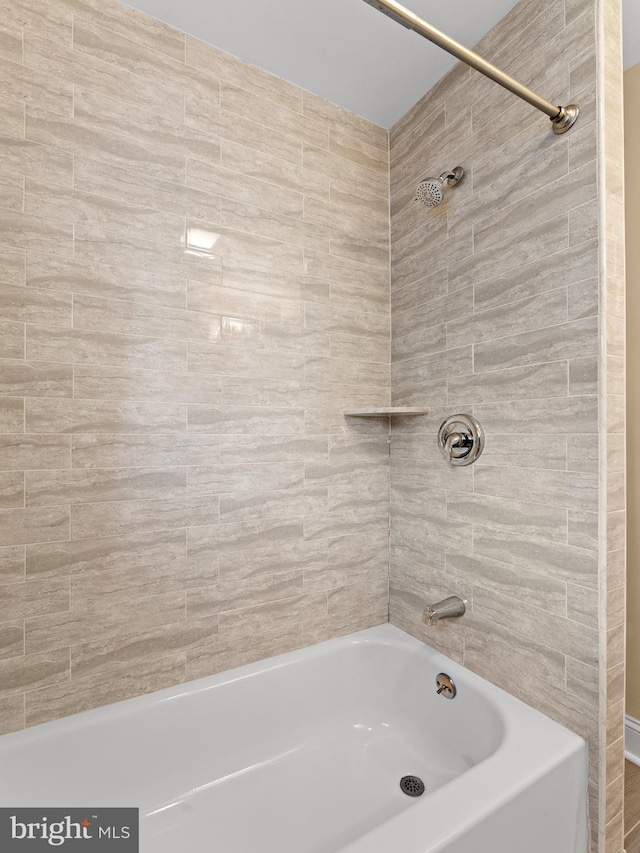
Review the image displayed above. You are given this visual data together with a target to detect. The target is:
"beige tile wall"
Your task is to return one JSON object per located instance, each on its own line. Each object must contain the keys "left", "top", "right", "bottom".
{"left": 387, "top": 0, "right": 624, "bottom": 850}
{"left": 0, "top": 0, "right": 390, "bottom": 732}
{"left": 599, "top": 0, "right": 626, "bottom": 850}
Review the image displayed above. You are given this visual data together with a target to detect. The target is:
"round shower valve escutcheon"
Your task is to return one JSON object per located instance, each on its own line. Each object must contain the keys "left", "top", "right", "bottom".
{"left": 438, "top": 413, "right": 484, "bottom": 466}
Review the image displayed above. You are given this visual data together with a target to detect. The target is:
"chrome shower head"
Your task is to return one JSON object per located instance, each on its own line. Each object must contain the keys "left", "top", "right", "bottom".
{"left": 415, "top": 166, "right": 464, "bottom": 208}
{"left": 415, "top": 177, "right": 446, "bottom": 207}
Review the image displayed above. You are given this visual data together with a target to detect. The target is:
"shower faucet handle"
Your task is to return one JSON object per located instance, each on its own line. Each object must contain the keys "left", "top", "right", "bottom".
{"left": 444, "top": 431, "right": 472, "bottom": 456}
{"left": 438, "top": 414, "right": 484, "bottom": 467}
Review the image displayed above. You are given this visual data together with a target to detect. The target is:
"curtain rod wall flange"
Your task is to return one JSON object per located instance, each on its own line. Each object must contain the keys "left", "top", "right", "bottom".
{"left": 363, "top": 0, "right": 579, "bottom": 134}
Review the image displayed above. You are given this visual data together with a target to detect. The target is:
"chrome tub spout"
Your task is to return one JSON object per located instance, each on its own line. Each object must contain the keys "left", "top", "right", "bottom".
{"left": 423, "top": 595, "right": 466, "bottom": 626}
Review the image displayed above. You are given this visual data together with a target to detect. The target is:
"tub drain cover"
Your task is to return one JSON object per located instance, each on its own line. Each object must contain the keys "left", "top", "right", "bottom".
{"left": 399, "top": 775, "right": 425, "bottom": 797}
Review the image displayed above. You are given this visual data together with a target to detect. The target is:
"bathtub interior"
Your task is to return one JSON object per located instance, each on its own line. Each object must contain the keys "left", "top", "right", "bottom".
{"left": 0, "top": 629, "right": 507, "bottom": 852}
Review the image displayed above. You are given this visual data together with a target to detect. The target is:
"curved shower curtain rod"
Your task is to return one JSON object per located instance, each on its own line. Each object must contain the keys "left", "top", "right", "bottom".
{"left": 362, "top": 0, "right": 580, "bottom": 134}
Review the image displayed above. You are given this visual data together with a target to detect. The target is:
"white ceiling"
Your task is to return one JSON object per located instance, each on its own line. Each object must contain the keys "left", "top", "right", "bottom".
{"left": 122, "top": 0, "right": 640, "bottom": 128}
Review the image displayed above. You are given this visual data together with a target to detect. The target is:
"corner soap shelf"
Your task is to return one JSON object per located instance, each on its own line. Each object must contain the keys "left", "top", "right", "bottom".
{"left": 344, "top": 407, "right": 430, "bottom": 417}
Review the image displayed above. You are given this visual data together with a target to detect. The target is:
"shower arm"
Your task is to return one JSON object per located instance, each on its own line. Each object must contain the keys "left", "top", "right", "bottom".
{"left": 362, "top": 0, "right": 579, "bottom": 134}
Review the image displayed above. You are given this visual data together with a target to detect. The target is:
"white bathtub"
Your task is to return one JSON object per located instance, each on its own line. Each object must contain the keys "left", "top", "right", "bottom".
{"left": 0, "top": 624, "right": 588, "bottom": 853}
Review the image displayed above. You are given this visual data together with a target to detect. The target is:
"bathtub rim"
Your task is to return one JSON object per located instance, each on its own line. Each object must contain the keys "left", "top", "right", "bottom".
{"left": 0, "top": 622, "right": 586, "bottom": 758}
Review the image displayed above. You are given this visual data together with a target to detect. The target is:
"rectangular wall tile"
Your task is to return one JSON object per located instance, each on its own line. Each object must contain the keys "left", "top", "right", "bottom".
{"left": 185, "top": 629, "right": 301, "bottom": 682}
{"left": 27, "top": 528, "right": 186, "bottom": 580}
{"left": 473, "top": 587, "right": 598, "bottom": 666}
{"left": 448, "top": 362, "right": 568, "bottom": 404}
{"left": 0, "top": 506, "right": 69, "bottom": 546}
{"left": 0, "top": 546, "right": 25, "bottom": 585}
{"left": 0, "top": 577, "right": 69, "bottom": 622}
{"left": 187, "top": 570, "right": 304, "bottom": 620}
{"left": 0, "top": 57, "right": 73, "bottom": 116}
{"left": 186, "top": 37, "right": 301, "bottom": 111}
{"left": 448, "top": 288, "right": 568, "bottom": 349}
{"left": 73, "top": 365, "right": 221, "bottom": 405}
{"left": 71, "top": 496, "right": 219, "bottom": 539}
{"left": 27, "top": 325, "right": 188, "bottom": 371}
{"left": 0, "top": 137, "right": 73, "bottom": 187}
{"left": 0, "top": 245, "right": 26, "bottom": 285}
{"left": 188, "top": 280, "right": 301, "bottom": 326}
{"left": 25, "top": 399, "right": 186, "bottom": 434}
{"left": 25, "top": 178, "right": 187, "bottom": 246}
{"left": 188, "top": 405, "right": 304, "bottom": 435}
{"left": 446, "top": 551, "right": 567, "bottom": 615}
{"left": 0, "top": 648, "right": 70, "bottom": 700}
{"left": 72, "top": 19, "right": 217, "bottom": 103}
{"left": 474, "top": 465, "right": 598, "bottom": 512}
{"left": 71, "top": 434, "right": 219, "bottom": 469}
{"left": 0, "top": 282, "right": 72, "bottom": 327}
{"left": 0, "top": 693, "right": 24, "bottom": 734}
{"left": 0, "top": 96, "right": 25, "bottom": 140}
{"left": 188, "top": 342, "right": 304, "bottom": 382}
{"left": 187, "top": 154, "right": 303, "bottom": 217}
{"left": 26, "top": 467, "right": 186, "bottom": 507}
{"left": 217, "top": 592, "right": 328, "bottom": 642}
{"left": 0, "top": 622, "right": 26, "bottom": 661}
{"left": 0, "top": 209, "right": 73, "bottom": 257}
{"left": 70, "top": 620, "right": 217, "bottom": 680}
{"left": 188, "top": 518, "right": 303, "bottom": 560}
{"left": 0, "top": 399, "right": 23, "bottom": 434}
{"left": 219, "top": 487, "right": 327, "bottom": 522}
{"left": 0, "top": 360, "right": 72, "bottom": 398}
{"left": 68, "top": 0, "right": 185, "bottom": 59}
{"left": 447, "top": 492, "right": 567, "bottom": 542}
{"left": 72, "top": 294, "right": 222, "bottom": 344}
{"left": 73, "top": 157, "right": 220, "bottom": 224}
{"left": 27, "top": 107, "right": 187, "bottom": 184}
{"left": 27, "top": 252, "right": 187, "bottom": 310}
{"left": 473, "top": 239, "right": 598, "bottom": 312}
{"left": 71, "top": 558, "right": 216, "bottom": 607}
{"left": 0, "top": 471, "right": 24, "bottom": 508}
{"left": 188, "top": 462, "right": 303, "bottom": 497}
{"left": 24, "top": 654, "right": 186, "bottom": 728}
{"left": 0, "top": 168, "right": 25, "bottom": 214}
{"left": 23, "top": 30, "right": 185, "bottom": 122}
{"left": 25, "top": 592, "right": 185, "bottom": 655}
{"left": 0, "top": 322, "right": 25, "bottom": 360}
{"left": 473, "top": 317, "right": 598, "bottom": 373}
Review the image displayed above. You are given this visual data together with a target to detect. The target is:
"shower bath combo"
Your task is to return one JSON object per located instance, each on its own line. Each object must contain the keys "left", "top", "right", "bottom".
{"left": 0, "top": 1, "right": 599, "bottom": 853}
